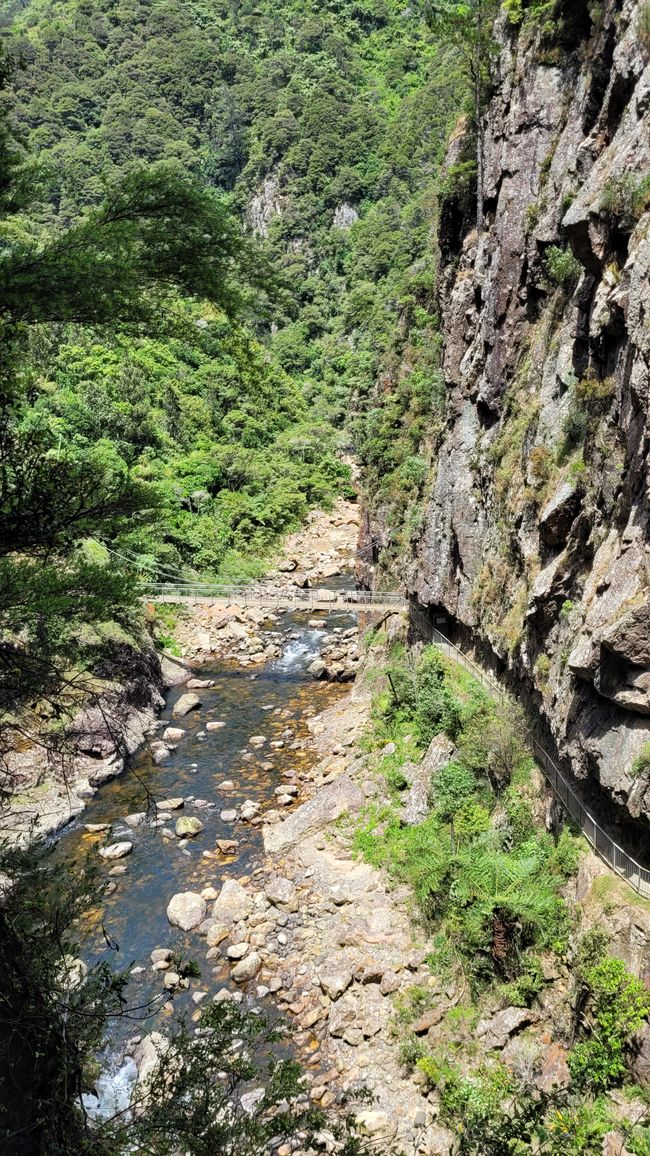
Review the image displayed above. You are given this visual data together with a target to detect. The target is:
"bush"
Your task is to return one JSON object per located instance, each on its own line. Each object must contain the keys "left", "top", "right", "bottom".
{"left": 601, "top": 173, "right": 650, "bottom": 231}
{"left": 570, "top": 955, "right": 650, "bottom": 1090}
{"left": 545, "top": 244, "right": 582, "bottom": 290}
{"left": 631, "top": 743, "right": 650, "bottom": 777}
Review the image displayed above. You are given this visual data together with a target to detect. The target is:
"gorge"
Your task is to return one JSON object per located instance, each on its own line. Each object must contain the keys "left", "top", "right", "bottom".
{"left": 1, "top": 1, "right": 650, "bottom": 1154}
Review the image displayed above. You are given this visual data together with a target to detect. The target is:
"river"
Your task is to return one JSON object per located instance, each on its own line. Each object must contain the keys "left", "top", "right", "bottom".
{"left": 56, "top": 577, "right": 357, "bottom": 1099}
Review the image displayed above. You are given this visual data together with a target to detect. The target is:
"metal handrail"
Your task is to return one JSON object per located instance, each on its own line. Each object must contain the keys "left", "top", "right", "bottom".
{"left": 409, "top": 606, "right": 650, "bottom": 900}
{"left": 140, "top": 582, "right": 407, "bottom": 608}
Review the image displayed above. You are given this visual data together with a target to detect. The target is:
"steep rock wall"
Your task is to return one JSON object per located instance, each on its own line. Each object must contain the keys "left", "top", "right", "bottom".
{"left": 408, "top": 2, "right": 650, "bottom": 834}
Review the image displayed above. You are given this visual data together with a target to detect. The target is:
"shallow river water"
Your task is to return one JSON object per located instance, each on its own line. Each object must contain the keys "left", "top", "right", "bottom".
{"left": 56, "top": 578, "right": 357, "bottom": 1086}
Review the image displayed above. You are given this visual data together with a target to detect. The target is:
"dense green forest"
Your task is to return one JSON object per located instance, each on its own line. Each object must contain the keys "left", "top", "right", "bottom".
{"left": 3, "top": 0, "right": 467, "bottom": 577}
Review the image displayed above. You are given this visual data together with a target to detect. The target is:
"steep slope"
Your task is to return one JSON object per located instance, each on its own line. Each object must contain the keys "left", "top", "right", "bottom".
{"left": 369, "top": 1, "right": 650, "bottom": 841}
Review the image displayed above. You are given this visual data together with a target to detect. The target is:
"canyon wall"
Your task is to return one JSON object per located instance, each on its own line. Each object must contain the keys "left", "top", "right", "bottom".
{"left": 395, "top": 1, "right": 650, "bottom": 835}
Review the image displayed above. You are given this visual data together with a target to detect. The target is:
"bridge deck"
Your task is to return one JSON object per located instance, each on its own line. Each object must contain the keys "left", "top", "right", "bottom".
{"left": 149, "top": 595, "right": 404, "bottom": 612}
{"left": 142, "top": 584, "right": 407, "bottom": 614}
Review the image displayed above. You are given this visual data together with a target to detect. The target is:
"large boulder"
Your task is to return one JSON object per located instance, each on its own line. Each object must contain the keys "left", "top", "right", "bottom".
{"left": 212, "top": 879, "right": 253, "bottom": 925}
{"left": 166, "top": 892, "right": 206, "bottom": 931}
{"left": 264, "top": 877, "right": 298, "bottom": 911}
{"left": 403, "top": 734, "right": 456, "bottom": 826}
{"left": 263, "top": 775, "right": 364, "bottom": 854}
{"left": 160, "top": 654, "right": 191, "bottom": 688}
{"left": 230, "top": 951, "right": 261, "bottom": 982}
{"left": 172, "top": 693, "right": 202, "bottom": 718}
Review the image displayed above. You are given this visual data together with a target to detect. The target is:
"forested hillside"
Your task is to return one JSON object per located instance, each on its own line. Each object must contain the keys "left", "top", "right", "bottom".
{"left": 4, "top": 0, "right": 465, "bottom": 576}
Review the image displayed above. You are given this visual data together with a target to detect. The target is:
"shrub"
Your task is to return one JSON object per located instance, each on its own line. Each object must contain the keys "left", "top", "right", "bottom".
{"left": 569, "top": 956, "right": 650, "bottom": 1089}
{"left": 545, "top": 244, "right": 582, "bottom": 290}
{"left": 575, "top": 369, "right": 615, "bottom": 408}
{"left": 534, "top": 654, "right": 551, "bottom": 686}
{"left": 502, "top": 953, "right": 545, "bottom": 1007}
{"left": 560, "top": 599, "right": 575, "bottom": 621}
{"left": 631, "top": 743, "right": 650, "bottom": 778}
{"left": 557, "top": 401, "right": 588, "bottom": 463}
{"left": 601, "top": 173, "right": 650, "bottom": 231}
{"left": 528, "top": 444, "right": 552, "bottom": 487}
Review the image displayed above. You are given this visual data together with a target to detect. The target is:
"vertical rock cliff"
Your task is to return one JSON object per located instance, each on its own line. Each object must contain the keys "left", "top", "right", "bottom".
{"left": 380, "top": 1, "right": 650, "bottom": 836}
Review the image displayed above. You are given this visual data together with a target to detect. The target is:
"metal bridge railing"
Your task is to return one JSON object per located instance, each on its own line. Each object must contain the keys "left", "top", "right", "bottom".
{"left": 140, "top": 582, "right": 407, "bottom": 608}
{"left": 409, "top": 606, "right": 650, "bottom": 901}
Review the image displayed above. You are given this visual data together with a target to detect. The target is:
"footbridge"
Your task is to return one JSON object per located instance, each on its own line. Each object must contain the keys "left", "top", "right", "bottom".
{"left": 141, "top": 582, "right": 408, "bottom": 614}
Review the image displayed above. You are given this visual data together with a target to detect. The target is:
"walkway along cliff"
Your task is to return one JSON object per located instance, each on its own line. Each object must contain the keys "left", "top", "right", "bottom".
{"left": 363, "top": 0, "right": 650, "bottom": 850}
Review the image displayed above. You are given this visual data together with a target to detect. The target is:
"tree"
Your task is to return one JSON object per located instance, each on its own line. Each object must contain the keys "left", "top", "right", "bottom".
{"left": 423, "top": 0, "right": 500, "bottom": 233}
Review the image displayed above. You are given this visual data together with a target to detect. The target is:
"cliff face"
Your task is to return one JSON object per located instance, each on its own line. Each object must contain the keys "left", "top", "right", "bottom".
{"left": 408, "top": 2, "right": 650, "bottom": 831}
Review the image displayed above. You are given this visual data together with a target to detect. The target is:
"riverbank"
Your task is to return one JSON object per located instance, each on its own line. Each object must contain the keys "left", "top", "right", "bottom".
{"left": 1, "top": 499, "right": 360, "bottom": 847}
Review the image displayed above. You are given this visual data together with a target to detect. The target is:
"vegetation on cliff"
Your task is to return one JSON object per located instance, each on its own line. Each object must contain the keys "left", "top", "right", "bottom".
{"left": 354, "top": 641, "right": 650, "bottom": 1153}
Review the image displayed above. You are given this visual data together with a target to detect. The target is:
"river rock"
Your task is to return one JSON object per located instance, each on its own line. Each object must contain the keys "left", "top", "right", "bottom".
{"left": 99, "top": 841, "right": 133, "bottom": 860}
{"left": 212, "top": 879, "right": 253, "bottom": 924}
{"left": 85, "top": 823, "right": 111, "bottom": 833}
{"left": 265, "top": 877, "right": 298, "bottom": 911}
{"left": 151, "top": 948, "right": 173, "bottom": 964}
{"left": 263, "top": 776, "right": 364, "bottom": 854}
{"left": 150, "top": 741, "right": 172, "bottom": 765}
{"left": 163, "top": 970, "right": 180, "bottom": 990}
{"left": 134, "top": 1032, "right": 168, "bottom": 1088}
{"left": 187, "top": 678, "right": 215, "bottom": 689}
{"left": 226, "top": 942, "right": 249, "bottom": 960}
{"left": 355, "top": 1111, "right": 398, "bottom": 1142}
{"left": 249, "top": 735, "right": 267, "bottom": 747}
{"left": 123, "top": 813, "right": 146, "bottom": 827}
{"left": 175, "top": 816, "right": 204, "bottom": 838}
{"left": 206, "top": 721, "right": 226, "bottom": 731}
{"left": 173, "top": 693, "right": 202, "bottom": 718}
{"left": 206, "top": 921, "right": 230, "bottom": 947}
{"left": 220, "top": 810, "right": 237, "bottom": 822}
{"left": 162, "top": 727, "right": 185, "bottom": 743}
{"left": 216, "top": 838, "right": 238, "bottom": 854}
{"left": 319, "top": 966, "right": 353, "bottom": 1000}
{"left": 230, "top": 951, "right": 261, "bottom": 982}
{"left": 166, "top": 891, "right": 206, "bottom": 931}
{"left": 158, "top": 797, "right": 184, "bottom": 810}
{"left": 240, "top": 801, "right": 261, "bottom": 821}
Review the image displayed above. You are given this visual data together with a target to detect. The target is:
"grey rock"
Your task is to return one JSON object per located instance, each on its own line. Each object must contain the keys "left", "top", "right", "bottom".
{"left": 265, "top": 877, "right": 298, "bottom": 911}
{"left": 166, "top": 892, "right": 206, "bottom": 931}
{"left": 403, "top": 734, "right": 456, "bottom": 826}
{"left": 476, "top": 1006, "right": 534, "bottom": 1050}
{"left": 319, "top": 966, "right": 353, "bottom": 1001}
{"left": 98, "top": 841, "right": 133, "bottom": 861}
{"left": 212, "top": 879, "right": 253, "bottom": 925}
{"left": 172, "top": 693, "right": 202, "bottom": 718}
{"left": 263, "top": 776, "right": 364, "bottom": 854}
